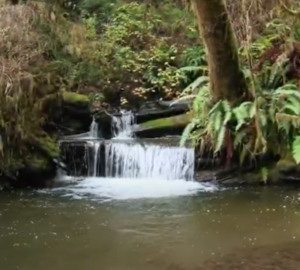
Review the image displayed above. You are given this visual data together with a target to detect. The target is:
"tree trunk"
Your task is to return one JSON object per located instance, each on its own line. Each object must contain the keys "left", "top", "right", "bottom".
{"left": 191, "top": 0, "right": 247, "bottom": 104}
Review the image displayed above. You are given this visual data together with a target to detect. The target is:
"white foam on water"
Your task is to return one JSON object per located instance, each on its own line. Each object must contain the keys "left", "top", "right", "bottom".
{"left": 50, "top": 176, "right": 218, "bottom": 201}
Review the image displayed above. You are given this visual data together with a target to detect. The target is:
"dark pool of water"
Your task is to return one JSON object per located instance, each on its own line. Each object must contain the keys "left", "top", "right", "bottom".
{"left": 1, "top": 183, "right": 300, "bottom": 270}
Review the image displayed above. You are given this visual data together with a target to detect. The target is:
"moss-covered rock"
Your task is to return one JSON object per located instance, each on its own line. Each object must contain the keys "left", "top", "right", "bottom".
{"left": 62, "top": 92, "right": 90, "bottom": 107}
{"left": 134, "top": 113, "right": 191, "bottom": 138}
{"left": 276, "top": 156, "right": 297, "bottom": 173}
{"left": 53, "top": 92, "right": 93, "bottom": 136}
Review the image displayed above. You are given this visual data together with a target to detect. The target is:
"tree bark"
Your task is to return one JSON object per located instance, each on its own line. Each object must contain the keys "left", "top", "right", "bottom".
{"left": 191, "top": 0, "right": 247, "bottom": 104}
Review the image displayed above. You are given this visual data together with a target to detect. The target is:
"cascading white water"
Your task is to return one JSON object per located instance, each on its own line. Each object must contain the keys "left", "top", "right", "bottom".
{"left": 111, "top": 110, "right": 135, "bottom": 138}
{"left": 85, "top": 141, "right": 101, "bottom": 177}
{"left": 57, "top": 136, "right": 218, "bottom": 200}
{"left": 105, "top": 141, "right": 194, "bottom": 180}
{"left": 89, "top": 117, "right": 99, "bottom": 138}
{"left": 92, "top": 142, "right": 101, "bottom": 176}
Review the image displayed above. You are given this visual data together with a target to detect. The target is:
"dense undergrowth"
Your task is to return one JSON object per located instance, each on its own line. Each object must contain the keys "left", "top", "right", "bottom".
{"left": 180, "top": 0, "right": 300, "bottom": 182}
{"left": 2, "top": 0, "right": 300, "bottom": 184}
{"left": 0, "top": 0, "right": 201, "bottom": 179}
{"left": 0, "top": 0, "right": 101, "bottom": 176}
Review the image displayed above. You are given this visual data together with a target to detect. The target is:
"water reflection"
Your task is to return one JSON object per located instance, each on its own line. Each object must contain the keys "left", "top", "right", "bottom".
{"left": 0, "top": 187, "right": 300, "bottom": 270}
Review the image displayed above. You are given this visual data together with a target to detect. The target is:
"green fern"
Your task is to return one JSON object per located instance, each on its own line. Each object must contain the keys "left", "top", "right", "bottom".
{"left": 233, "top": 129, "right": 248, "bottom": 148}
{"left": 180, "top": 75, "right": 209, "bottom": 95}
{"left": 292, "top": 136, "right": 300, "bottom": 164}
{"left": 180, "top": 43, "right": 300, "bottom": 167}
{"left": 233, "top": 101, "right": 253, "bottom": 131}
{"left": 215, "top": 126, "right": 226, "bottom": 153}
{"left": 180, "top": 119, "right": 197, "bottom": 146}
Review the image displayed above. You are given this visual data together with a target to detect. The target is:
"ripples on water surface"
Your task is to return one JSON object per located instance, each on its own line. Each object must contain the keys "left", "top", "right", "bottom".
{"left": 1, "top": 178, "right": 300, "bottom": 270}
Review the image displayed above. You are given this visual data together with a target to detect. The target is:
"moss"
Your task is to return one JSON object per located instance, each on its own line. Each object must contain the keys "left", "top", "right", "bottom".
{"left": 276, "top": 157, "right": 296, "bottom": 171}
{"left": 26, "top": 155, "right": 51, "bottom": 170}
{"left": 62, "top": 92, "right": 90, "bottom": 106}
{"left": 36, "top": 136, "right": 59, "bottom": 158}
{"left": 139, "top": 112, "right": 192, "bottom": 130}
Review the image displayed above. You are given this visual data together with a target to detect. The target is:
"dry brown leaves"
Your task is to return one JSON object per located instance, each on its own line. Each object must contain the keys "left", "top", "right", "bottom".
{"left": 0, "top": 3, "right": 50, "bottom": 91}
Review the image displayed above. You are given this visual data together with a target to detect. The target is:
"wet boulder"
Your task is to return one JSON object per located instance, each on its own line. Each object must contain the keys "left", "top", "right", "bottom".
{"left": 133, "top": 113, "right": 192, "bottom": 138}
{"left": 49, "top": 92, "right": 93, "bottom": 136}
{"left": 135, "top": 99, "right": 192, "bottom": 124}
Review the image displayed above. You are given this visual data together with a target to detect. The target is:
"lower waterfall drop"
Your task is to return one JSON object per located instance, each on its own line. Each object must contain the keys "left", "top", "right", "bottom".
{"left": 105, "top": 140, "right": 194, "bottom": 180}
{"left": 92, "top": 141, "right": 101, "bottom": 176}
{"left": 85, "top": 141, "right": 101, "bottom": 177}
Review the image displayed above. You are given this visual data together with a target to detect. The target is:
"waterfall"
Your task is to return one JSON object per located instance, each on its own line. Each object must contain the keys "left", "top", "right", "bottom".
{"left": 111, "top": 110, "right": 135, "bottom": 138}
{"left": 84, "top": 141, "right": 101, "bottom": 177}
{"left": 89, "top": 117, "right": 99, "bottom": 138}
{"left": 56, "top": 138, "right": 219, "bottom": 200}
{"left": 92, "top": 142, "right": 101, "bottom": 176}
{"left": 105, "top": 140, "right": 194, "bottom": 180}
{"left": 61, "top": 138, "right": 194, "bottom": 180}
{"left": 55, "top": 109, "right": 220, "bottom": 200}
{"left": 59, "top": 111, "right": 195, "bottom": 181}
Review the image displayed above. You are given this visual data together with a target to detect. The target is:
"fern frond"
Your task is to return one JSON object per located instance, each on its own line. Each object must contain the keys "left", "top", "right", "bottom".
{"left": 170, "top": 95, "right": 196, "bottom": 106}
{"left": 276, "top": 113, "right": 300, "bottom": 129}
{"left": 233, "top": 101, "right": 253, "bottom": 131}
{"left": 180, "top": 122, "right": 194, "bottom": 146}
{"left": 233, "top": 129, "right": 248, "bottom": 148}
{"left": 212, "top": 110, "right": 223, "bottom": 132}
{"left": 209, "top": 100, "right": 223, "bottom": 116}
{"left": 259, "top": 109, "right": 268, "bottom": 128}
{"left": 178, "top": 66, "right": 205, "bottom": 72}
{"left": 276, "top": 84, "right": 299, "bottom": 91}
{"left": 292, "top": 136, "right": 300, "bottom": 164}
{"left": 222, "top": 101, "right": 232, "bottom": 125}
{"left": 181, "top": 76, "right": 209, "bottom": 95}
{"left": 215, "top": 126, "right": 226, "bottom": 153}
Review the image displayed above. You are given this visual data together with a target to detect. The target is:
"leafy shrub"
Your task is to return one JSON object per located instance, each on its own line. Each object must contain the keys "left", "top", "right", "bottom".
{"left": 86, "top": 1, "right": 199, "bottom": 105}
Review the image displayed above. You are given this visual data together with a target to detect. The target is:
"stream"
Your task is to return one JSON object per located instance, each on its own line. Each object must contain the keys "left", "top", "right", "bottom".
{"left": 1, "top": 185, "right": 300, "bottom": 270}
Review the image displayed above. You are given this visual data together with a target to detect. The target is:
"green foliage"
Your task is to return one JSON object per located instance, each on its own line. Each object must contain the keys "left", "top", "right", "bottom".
{"left": 74, "top": 1, "right": 200, "bottom": 103}
{"left": 0, "top": 1, "right": 99, "bottom": 175}
{"left": 181, "top": 73, "right": 300, "bottom": 165}
{"left": 38, "top": 0, "right": 202, "bottom": 104}
{"left": 0, "top": 0, "right": 202, "bottom": 177}
{"left": 4, "top": 0, "right": 300, "bottom": 184}
{"left": 292, "top": 136, "right": 300, "bottom": 164}
{"left": 179, "top": 7, "right": 300, "bottom": 172}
